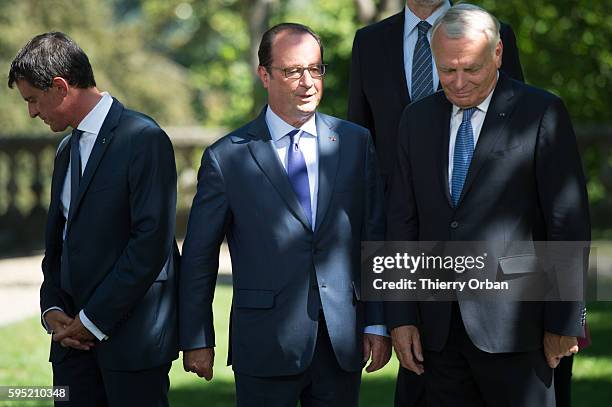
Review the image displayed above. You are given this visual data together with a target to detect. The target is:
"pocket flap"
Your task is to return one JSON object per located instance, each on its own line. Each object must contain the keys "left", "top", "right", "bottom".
{"left": 499, "top": 255, "right": 539, "bottom": 275}
{"left": 234, "top": 289, "right": 275, "bottom": 309}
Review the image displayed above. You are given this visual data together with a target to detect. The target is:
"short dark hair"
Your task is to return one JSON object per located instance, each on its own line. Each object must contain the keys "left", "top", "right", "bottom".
{"left": 8, "top": 32, "right": 96, "bottom": 90}
{"left": 258, "top": 23, "right": 324, "bottom": 70}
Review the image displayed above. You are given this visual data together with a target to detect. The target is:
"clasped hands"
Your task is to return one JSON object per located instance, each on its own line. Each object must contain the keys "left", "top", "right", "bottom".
{"left": 45, "top": 310, "right": 96, "bottom": 350}
{"left": 183, "top": 334, "right": 392, "bottom": 381}
{"left": 390, "top": 325, "right": 579, "bottom": 374}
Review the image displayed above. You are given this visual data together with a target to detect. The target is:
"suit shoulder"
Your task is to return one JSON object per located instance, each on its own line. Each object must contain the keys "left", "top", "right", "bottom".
{"left": 355, "top": 11, "right": 402, "bottom": 40}
{"left": 206, "top": 120, "right": 253, "bottom": 155}
{"left": 511, "top": 79, "right": 563, "bottom": 106}
{"left": 320, "top": 113, "right": 369, "bottom": 136}
{"left": 120, "top": 109, "right": 162, "bottom": 131}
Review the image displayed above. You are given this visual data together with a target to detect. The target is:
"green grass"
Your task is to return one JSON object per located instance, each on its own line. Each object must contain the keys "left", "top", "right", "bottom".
{"left": 1, "top": 288, "right": 611, "bottom": 406}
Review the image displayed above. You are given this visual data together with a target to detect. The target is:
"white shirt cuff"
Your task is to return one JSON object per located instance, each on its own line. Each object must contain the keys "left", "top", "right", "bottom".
{"left": 364, "top": 324, "right": 389, "bottom": 337}
{"left": 41, "top": 307, "right": 64, "bottom": 333}
{"left": 80, "top": 310, "right": 108, "bottom": 341}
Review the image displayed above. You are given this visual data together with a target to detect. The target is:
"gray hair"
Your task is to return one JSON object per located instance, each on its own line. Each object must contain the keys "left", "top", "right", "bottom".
{"left": 431, "top": 3, "right": 501, "bottom": 54}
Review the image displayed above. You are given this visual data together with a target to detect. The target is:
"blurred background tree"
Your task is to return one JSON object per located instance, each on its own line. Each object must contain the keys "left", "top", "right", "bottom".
{"left": 2, "top": 0, "right": 610, "bottom": 131}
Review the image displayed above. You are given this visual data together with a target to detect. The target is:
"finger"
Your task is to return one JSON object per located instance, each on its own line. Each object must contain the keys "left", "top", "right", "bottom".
{"left": 363, "top": 337, "right": 372, "bottom": 364}
{"left": 366, "top": 342, "right": 382, "bottom": 373}
{"left": 61, "top": 338, "right": 91, "bottom": 351}
{"left": 546, "top": 355, "right": 560, "bottom": 369}
{"left": 412, "top": 333, "right": 424, "bottom": 363}
{"left": 203, "top": 366, "right": 213, "bottom": 381}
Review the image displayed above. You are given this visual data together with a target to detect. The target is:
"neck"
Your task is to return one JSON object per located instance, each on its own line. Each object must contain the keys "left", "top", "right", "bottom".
{"left": 269, "top": 105, "right": 315, "bottom": 128}
{"left": 69, "top": 87, "right": 104, "bottom": 128}
{"left": 406, "top": 0, "right": 444, "bottom": 20}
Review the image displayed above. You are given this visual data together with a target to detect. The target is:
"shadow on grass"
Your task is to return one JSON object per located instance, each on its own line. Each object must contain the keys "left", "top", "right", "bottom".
{"left": 168, "top": 375, "right": 397, "bottom": 406}
{"left": 573, "top": 377, "right": 612, "bottom": 407}
{"left": 170, "top": 380, "right": 235, "bottom": 407}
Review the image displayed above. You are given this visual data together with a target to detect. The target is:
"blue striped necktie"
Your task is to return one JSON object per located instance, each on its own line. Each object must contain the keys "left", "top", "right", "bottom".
{"left": 286, "top": 129, "right": 312, "bottom": 225}
{"left": 451, "top": 107, "right": 477, "bottom": 207}
{"left": 411, "top": 21, "right": 433, "bottom": 102}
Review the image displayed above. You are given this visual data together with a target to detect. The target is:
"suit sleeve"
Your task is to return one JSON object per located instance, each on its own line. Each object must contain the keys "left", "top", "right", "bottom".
{"left": 83, "top": 126, "right": 177, "bottom": 335}
{"left": 347, "top": 30, "right": 376, "bottom": 144}
{"left": 500, "top": 23, "right": 525, "bottom": 82}
{"left": 362, "top": 131, "right": 386, "bottom": 325}
{"left": 536, "top": 97, "right": 590, "bottom": 337}
{"left": 178, "top": 147, "right": 231, "bottom": 350}
{"left": 384, "top": 107, "right": 421, "bottom": 330}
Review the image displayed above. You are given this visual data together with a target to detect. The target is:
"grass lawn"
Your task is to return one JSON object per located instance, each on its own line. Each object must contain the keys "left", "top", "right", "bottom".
{"left": 1, "top": 285, "right": 611, "bottom": 406}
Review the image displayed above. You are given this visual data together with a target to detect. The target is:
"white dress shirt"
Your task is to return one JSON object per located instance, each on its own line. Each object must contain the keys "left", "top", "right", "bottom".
{"left": 403, "top": 1, "right": 450, "bottom": 99}
{"left": 264, "top": 106, "right": 387, "bottom": 337}
{"left": 447, "top": 73, "right": 498, "bottom": 191}
{"left": 266, "top": 107, "right": 319, "bottom": 228}
{"left": 42, "top": 92, "right": 114, "bottom": 341}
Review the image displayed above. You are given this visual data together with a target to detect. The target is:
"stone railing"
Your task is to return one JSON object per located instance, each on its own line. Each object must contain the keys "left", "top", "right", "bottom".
{"left": 0, "top": 124, "right": 610, "bottom": 256}
{"left": 0, "top": 127, "right": 224, "bottom": 256}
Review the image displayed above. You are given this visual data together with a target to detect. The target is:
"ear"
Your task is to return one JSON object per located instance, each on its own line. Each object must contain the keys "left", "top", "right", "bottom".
{"left": 257, "top": 65, "right": 270, "bottom": 89}
{"left": 51, "top": 77, "right": 70, "bottom": 97}
{"left": 494, "top": 40, "right": 503, "bottom": 69}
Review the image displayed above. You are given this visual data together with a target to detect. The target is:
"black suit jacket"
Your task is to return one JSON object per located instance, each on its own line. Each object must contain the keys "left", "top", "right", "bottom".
{"left": 41, "top": 98, "right": 179, "bottom": 370}
{"left": 348, "top": 4, "right": 524, "bottom": 185}
{"left": 385, "top": 73, "right": 590, "bottom": 353}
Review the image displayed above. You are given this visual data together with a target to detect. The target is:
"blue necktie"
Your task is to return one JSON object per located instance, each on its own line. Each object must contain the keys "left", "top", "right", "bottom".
{"left": 411, "top": 21, "right": 433, "bottom": 102}
{"left": 451, "top": 108, "right": 477, "bottom": 207}
{"left": 61, "top": 129, "right": 83, "bottom": 294}
{"left": 286, "top": 129, "right": 312, "bottom": 225}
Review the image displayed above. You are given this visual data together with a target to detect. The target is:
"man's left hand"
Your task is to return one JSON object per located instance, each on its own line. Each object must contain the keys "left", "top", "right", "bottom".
{"left": 53, "top": 314, "right": 96, "bottom": 344}
{"left": 363, "top": 333, "right": 392, "bottom": 373}
{"left": 543, "top": 331, "right": 579, "bottom": 368}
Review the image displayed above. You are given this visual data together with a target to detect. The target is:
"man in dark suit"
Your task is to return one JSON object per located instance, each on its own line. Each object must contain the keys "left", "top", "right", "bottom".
{"left": 179, "top": 23, "right": 390, "bottom": 406}
{"left": 8, "top": 32, "right": 179, "bottom": 406}
{"left": 348, "top": 0, "right": 523, "bottom": 192}
{"left": 348, "top": 2, "right": 524, "bottom": 405}
{"left": 385, "top": 4, "right": 589, "bottom": 406}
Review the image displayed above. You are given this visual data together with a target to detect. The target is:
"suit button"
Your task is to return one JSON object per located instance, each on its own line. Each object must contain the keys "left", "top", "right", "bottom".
{"left": 450, "top": 221, "right": 459, "bottom": 229}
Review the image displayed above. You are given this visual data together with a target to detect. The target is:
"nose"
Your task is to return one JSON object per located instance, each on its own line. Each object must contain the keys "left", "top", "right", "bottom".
{"left": 28, "top": 102, "right": 38, "bottom": 118}
{"left": 455, "top": 71, "right": 466, "bottom": 90}
{"left": 299, "top": 69, "right": 314, "bottom": 87}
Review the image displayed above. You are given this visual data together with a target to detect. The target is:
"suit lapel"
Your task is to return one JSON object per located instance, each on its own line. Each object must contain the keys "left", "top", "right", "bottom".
{"left": 386, "top": 12, "right": 410, "bottom": 105}
{"left": 247, "top": 109, "right": 312, "bottom": 230}
{"left": 66, "top": 99, "right": 123, "bottom": 227}
{"left": 314, "top": 114, "right": 340, "bottom": 231}
{"left": 436, "top": 96, "right": 454, "bottom": 208}
{"left": 458, "top": 74, "right": 516, "bottom": 205}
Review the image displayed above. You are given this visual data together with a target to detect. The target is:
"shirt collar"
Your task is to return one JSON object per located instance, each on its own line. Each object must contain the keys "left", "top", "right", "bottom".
{"left": 265, "top": 105, "right": 318, "bottom": 142}
{"left": 404, "top": 1, "right": 450, "bottom": 38}
{"left": 76, "top": 92, "right": 113, "bottom": 135}
{"left": 451, "top": 71, "right": 499, "bottom": 117}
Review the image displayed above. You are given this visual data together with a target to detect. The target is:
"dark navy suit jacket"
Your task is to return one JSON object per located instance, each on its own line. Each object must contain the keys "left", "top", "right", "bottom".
{"left": 41, "top": 99, "right": 179, "bottom": 370}
{"left": 179, "top": 108, "right": 385, "bottom": 376}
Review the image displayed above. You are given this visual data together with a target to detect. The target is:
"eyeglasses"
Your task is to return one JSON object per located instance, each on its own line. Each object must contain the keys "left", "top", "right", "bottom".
{"left": 267, "top": 64, "right": 327, "bottom": 79}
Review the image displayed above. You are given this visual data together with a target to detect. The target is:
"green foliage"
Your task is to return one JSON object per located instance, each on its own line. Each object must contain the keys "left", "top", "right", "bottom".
{"left": 474, "top": 0, "right": 612, "bottom": 123}
{"left": 0, "top": 0, "right": 197, "bottom": 136}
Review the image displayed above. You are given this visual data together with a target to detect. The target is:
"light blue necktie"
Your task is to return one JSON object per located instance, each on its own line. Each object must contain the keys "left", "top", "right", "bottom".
{"left": 286, "top": 129, "right": 312, "bottom": 225}
{"left": 411, "top": 21, "right": 433, "bottom": 102}
{"left": 451, "top": 108, "right": 477, "bottom": 207}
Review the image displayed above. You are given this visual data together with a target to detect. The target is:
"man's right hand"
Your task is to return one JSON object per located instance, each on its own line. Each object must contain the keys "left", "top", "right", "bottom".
{"left": 390, "top": 325, "right": 424, "bottom": 375}
{"left": 183, "top": 348, "right": 215, "bottom": 381}
{"left": 45, "top": 310, "right": 95, "bottom": 351}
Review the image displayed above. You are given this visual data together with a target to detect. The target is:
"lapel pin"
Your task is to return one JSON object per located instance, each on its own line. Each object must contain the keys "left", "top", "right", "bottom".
{"left": 101, "top": 137, "right": 107, "bottom": 144}
{"left": 329, "top": 136, "right": 337, "bottom": 142}
{"left": 499, "top": 113, "right": 506, "bottom": 118}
